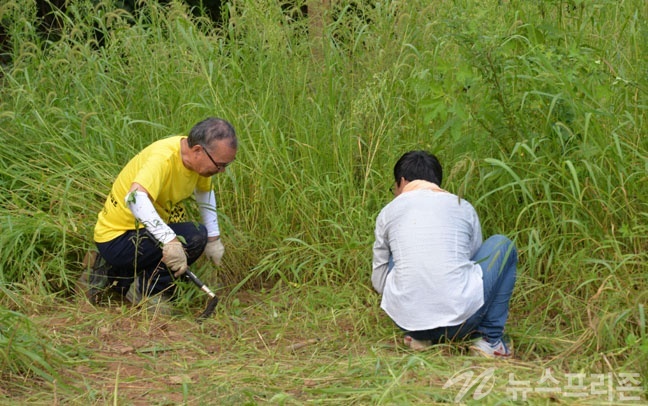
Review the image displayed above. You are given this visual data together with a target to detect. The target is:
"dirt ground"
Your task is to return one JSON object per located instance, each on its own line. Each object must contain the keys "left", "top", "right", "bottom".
{"left": 32, "top": 289, "right": 341, "bottom": 404}
{"left": 29, "top": 290, "right": 261, "bottom": 404}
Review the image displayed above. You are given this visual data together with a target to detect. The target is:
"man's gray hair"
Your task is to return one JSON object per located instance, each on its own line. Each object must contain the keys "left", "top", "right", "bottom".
{"left": 187, "top": 117, "right": 237, "bottom": 149}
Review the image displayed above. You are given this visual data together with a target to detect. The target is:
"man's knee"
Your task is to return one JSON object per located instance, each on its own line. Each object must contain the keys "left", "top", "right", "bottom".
{"left": 477, "top": 235, "right": 517, "bottom": 274}
{"left": 170, "top": 223, "right": 208, "bottom": 249}
{"left": 485, "top": 234, "right": 510, "bottom": 247}
{"left": 486, "top": 235, "right": 516, "bottom": 258}
{"left": 185, "top": 224, "right": 208, "bottom": 250}
{"left": 174, "top": 223, "right": 208, "bottom": 263}
{"left": 488, "top": 235, "right": 518, "bottom": 280}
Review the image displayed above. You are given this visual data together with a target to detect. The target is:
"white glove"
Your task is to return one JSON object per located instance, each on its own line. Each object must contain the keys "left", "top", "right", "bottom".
{"left": 162, "top": 241, "right": 189, "bottom": 277}
{"left": 204, "top": 238, "right": 225, "bottom": 266}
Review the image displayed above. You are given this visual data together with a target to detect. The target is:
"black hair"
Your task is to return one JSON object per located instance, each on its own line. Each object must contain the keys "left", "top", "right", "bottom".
{"left": 393, "top": 150, "right": 443, "bottom": 186}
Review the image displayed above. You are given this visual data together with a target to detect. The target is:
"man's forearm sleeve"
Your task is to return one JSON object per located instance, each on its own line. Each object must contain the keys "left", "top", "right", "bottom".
{"left": 194, "top": 189, "right": 220, "bottom": 237}
{"left": 125, "top": 191, "right": 176, "bottom": 244}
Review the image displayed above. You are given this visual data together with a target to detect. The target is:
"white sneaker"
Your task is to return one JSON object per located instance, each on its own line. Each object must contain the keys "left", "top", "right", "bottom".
{"left": 470, "top": 337, "right": 512, "bottom": 358}
{"left": 404, "top": 335, "right": 433, "bottom": 350}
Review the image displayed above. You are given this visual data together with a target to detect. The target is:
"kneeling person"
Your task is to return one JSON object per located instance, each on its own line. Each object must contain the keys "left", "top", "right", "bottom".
{"left": 371, "top": 150, "right": 517, "bottom": 357}
{"left": 80, "top": 117, "right": 237, "bottom": 314}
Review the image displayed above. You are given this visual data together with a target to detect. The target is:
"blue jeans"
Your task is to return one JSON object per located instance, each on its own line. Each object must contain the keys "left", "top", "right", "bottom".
{"left": 96, "top": 222, "right": 208, "bottom": 297}
{"left": 400, "top": 235, "right": 517, "bottom": 343}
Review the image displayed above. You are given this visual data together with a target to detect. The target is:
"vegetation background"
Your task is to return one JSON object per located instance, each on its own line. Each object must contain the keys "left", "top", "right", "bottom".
{"left": 0, "top": 0, "right": 646, "bottom": 403}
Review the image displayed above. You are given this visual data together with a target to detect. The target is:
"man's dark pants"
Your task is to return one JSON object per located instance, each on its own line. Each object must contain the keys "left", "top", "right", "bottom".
{"left": 96, "top": 222, "right": 208, "bottom": 297}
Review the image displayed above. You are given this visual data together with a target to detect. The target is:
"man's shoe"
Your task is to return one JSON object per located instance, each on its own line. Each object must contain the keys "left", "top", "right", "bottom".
{"left": 145, "top": 294, "right": 176, "bottom": 316}
{"left": 470, "top": 337, "right": 512, "bottom": 358}
{"left": 125, "top": 278, "right": 175, "bottom": 316}
{"left": 404, "top": 335, "right": 433, "bottom": 350}
{"left": 78, "top": 251, "right": 110, "bottom": 305}
{"left": 124, "top": 277, "right": 142, "bottom": 304}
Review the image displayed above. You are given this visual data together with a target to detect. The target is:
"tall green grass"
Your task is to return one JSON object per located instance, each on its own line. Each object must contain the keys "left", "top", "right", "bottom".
{"left": 0, "top": 0, "right": 646, "bottom": 401}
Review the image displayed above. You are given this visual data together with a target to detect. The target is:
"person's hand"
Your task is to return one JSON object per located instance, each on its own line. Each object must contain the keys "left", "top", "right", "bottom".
{"left": 162, "top": 240, "right": 188, "bottom": 277}
{"left": 204, "top": 238, "right": 225, "bottom": 266}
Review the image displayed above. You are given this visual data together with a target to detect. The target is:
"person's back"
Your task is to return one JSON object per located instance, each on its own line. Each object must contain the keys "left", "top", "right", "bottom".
{"left": 385, "top": 189, "right": 479, "bottom": 273}
{"left": 372, "top": 151, "right": 517, "bottom": 357}
{"left": 374, "top": 183, "right": 484, "bottom": 331}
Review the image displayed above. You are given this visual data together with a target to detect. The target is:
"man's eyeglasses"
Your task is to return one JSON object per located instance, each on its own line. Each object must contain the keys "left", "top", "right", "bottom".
{"left": 201, "top": 145, "right": 232, "bottom": 171}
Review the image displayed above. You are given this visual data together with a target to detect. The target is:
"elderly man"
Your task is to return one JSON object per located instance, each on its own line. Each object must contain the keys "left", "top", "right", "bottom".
{"left": 80, "top": 117, "right": 237, "bottom": 314}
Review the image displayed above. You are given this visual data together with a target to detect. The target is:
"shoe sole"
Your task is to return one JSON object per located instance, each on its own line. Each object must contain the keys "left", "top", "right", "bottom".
{"left": 469, "top": 346, "right": 512, "bottom": 358}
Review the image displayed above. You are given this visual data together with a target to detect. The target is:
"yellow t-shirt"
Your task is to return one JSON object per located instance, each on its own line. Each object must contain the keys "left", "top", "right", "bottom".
{"left": 94, "top": 136, "right": 212, "bottom": 243}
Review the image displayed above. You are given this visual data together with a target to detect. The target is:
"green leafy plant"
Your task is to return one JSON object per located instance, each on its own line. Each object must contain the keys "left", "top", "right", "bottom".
{"left": 0, "top": 0, "right": 646, "bottom": 403}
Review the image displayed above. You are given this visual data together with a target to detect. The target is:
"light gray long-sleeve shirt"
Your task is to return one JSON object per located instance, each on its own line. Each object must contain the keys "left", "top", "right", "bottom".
{"left": 372, "top": 189, "right": 484, "bottom": 331}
